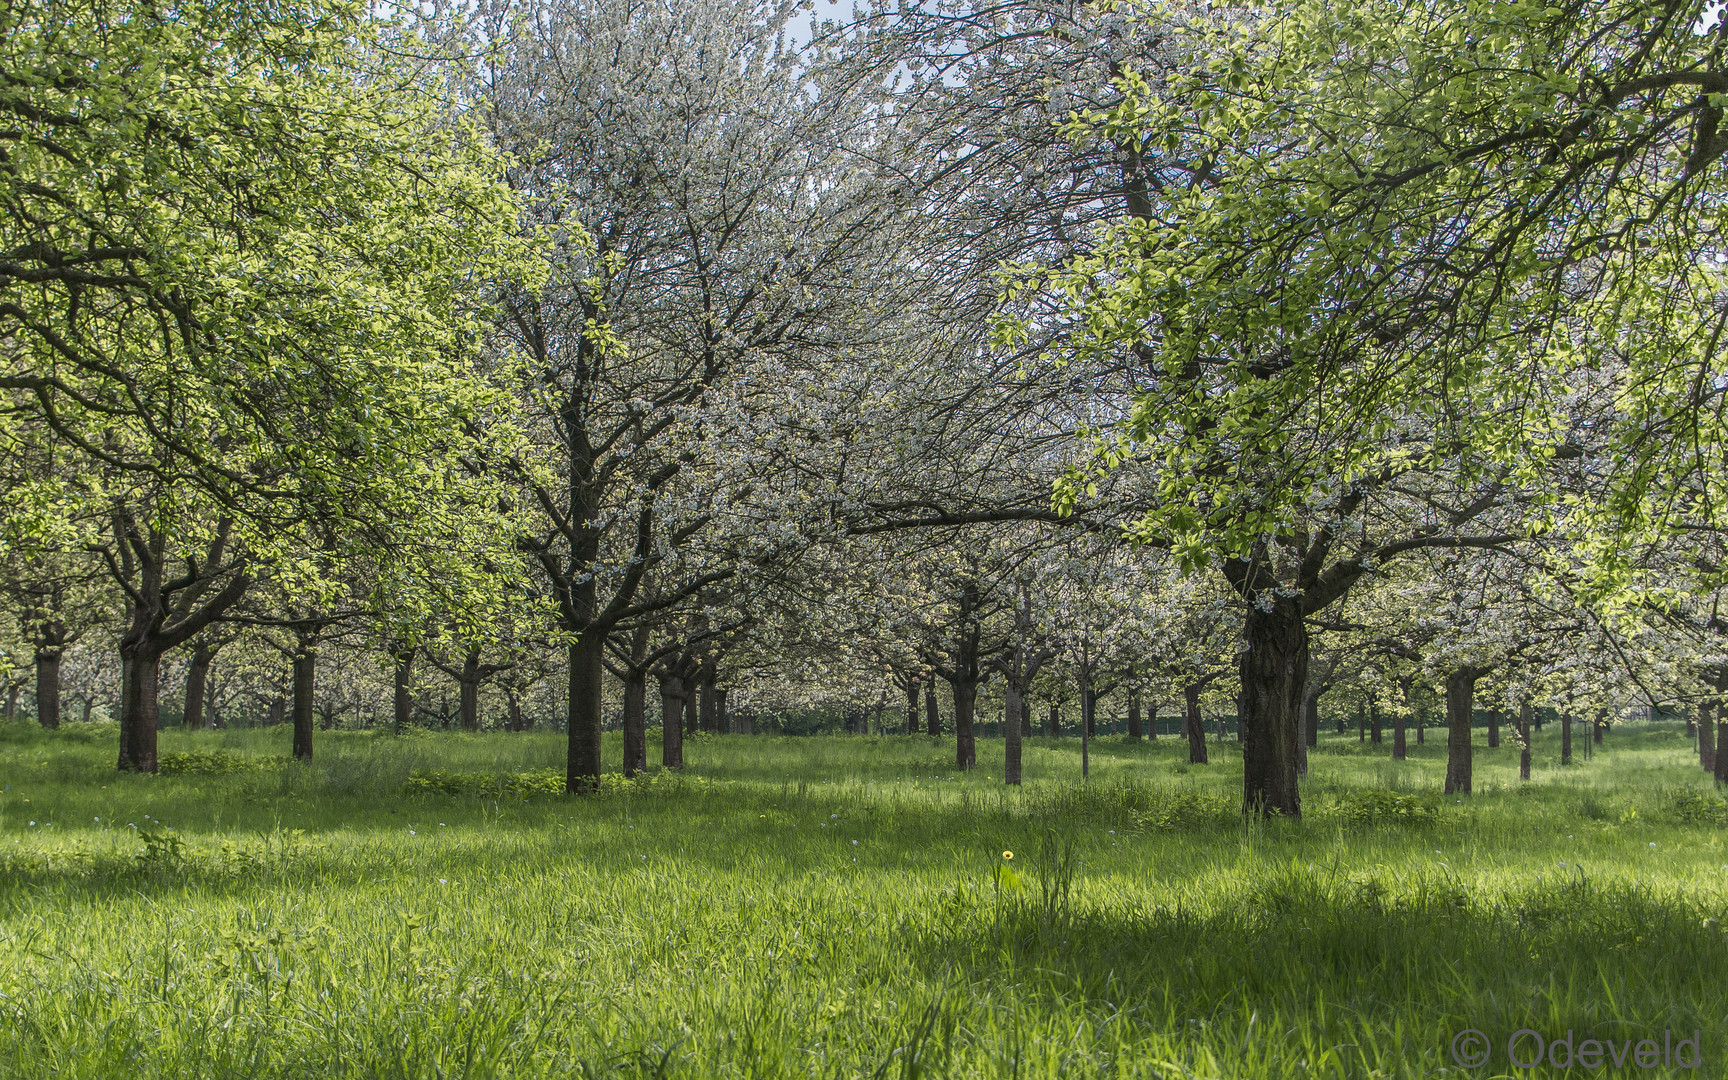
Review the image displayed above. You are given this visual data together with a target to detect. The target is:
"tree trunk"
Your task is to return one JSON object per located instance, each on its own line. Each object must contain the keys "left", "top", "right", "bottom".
{"left": 1703, "top": 705, "right": 1717, "bottom": 773}
{"left": 1488, "top": 709, "right": 1500, "bottom": 748}
{"left": 1356, "top": 703, "right": 1365, "bottom": 742}
{"left": 1004, "top": 681, "right": 1024, "bottom": 786}
{"left": 1593, "top": 713, "right": 1604, "bottom": 745}
{"left": 117, "top": 645, "right": 164, "bottom": 772}
{"left": 952, "top": 679, "right": 978, "bottom": 769}
{"left": 699, "top": 670, "right": 717, "bottom": 733}
{"left": 1080, "top": 682, "right": 1093, "bottom": 780}
{"left": 1562, "top": 711, "right": 1574, "bottom": 765}
{"left": 1718, "top": 714, "right": 1728, "bottom": 788}
{"left": 508, "top": 689, "right": 523, "bottom": 732}
{"left": 393, "top": 648, "right": 414, "bottom": 733}
{"left": 1127, "top": 689, "right": 1142, "bottom": 739}
{"left": 1021, "top": 695, "right": 1031, "bottom": 737}
{"left": 1237, "top": 597, "right": 1306, "bottom": 817}
{"left": 460, "top": 674, "right": 480, "bottom": 732}
{"left": 183, "top": 643, "right": 211, "bottom": 731}
{"left": 1443, "top": 667, "right": 1476, "bottom": 795}
{"left": 685, "top": 685, "right": 699, "bottom": 735}
{"left": 292, "top": 647, "right": 315, "bottom": 760}
{"left": 659, "top": 675, "right": 686, "bottom": 769}
{"left": 34, "top": 623, "right": 64, "bottom": 729}
{"left": 905, "top": 677, "right": 920, "bottom": 735}
{"left": 1393, "top": 710, "right": 1407, "bottom": 761}
{"left": 622, "top": 668, "right": 647, "bottom": 778}
{"left": 1518, "top": 700, "right": 1532, "bottom": 781}
{"left": 925, "top": 683, "right": 940, "bottom": 736}
{"left": 1183, "top": 682, "right": 1208, "bottom": 765}
{"left": 566, "top": 633, "right": 606, "bottom": 793}
{"left": 1048, "top": 702, "right": 1060, "bottom": 737}
{"left": 717, "top": 687, "right": 729, "bottom": 735}
{"left": 1370, "top": 700, "right": 1383, "bottom": 745}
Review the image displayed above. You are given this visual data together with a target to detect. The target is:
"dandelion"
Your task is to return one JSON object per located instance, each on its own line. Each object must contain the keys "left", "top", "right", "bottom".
{"left": 1002, "top": 850, "right": 1013, "bottom": 860}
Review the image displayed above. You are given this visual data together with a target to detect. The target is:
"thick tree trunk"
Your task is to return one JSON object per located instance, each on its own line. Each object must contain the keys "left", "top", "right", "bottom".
{"left": 1393, "top": 711, "right": 1407, "bottom": 761}
{"left": 1488, "top": 709, "right": 1501, "bottom": 748}
{"left": 460, "top": 676, "right": 480, "bottom": 732}
{"left": 1370, "top": 700, "right": 1382, "bottom": 745}
{"left": 1518, "top": 700, "right": 1532, "bottom": 781}
{"left": 700, "top": 671, "right": 717, "bottom": 733}
{"left": 182, "top": 643, "right": 211, "bottom": 731}
{"left": 718, "top": 687, "right": 729, "bottom": 735}
{"left": 1562, "top": 711, "right": 1574, "bottom": 765}
{"left": 1703, "top": 705, "right": 1717, "bottom": 773}
{"left": 508, "top": 689, "right": 523, "bottom": 732}
{"left": 1048, "top": 703, "right": 1060, "bottom": 737}
{"left": 1127, "top": 690, "right": 1142, "bottom": 739}
{"left": 1356, "top": 704, "right": 1365, "bottom": 742}
{"left": 1593, "top": 713, "right": 1604, "bottom": 745}
{"left": 905, "top": 677, "right": 920, "bottom": 735}
{"left": 117, "top": 645, "right": 164, "bottom": 772}
{"left": 925, "top": 683, "right": 940, "bottom": 736}
{"left": 659, "top": 675, "right": 686, "bottom": 769}
{"left": 34, "top": 623, "right": 64, "bottom": 729}
{"left": 1004, "top": 681, "right": 1024, "bottom": 786}
{"left": 393, "top": 648, "right": 414, "bottom": 733}
{"left": 1444, "top": 667, "right": 1476, "bottom": 795}
{"left": 952, "top": 679, "right": 978, "bottom": 769}
{"left": 566, "top": 634, "right": 606, "bottom": 793}
{"left": 1020, "top": 696, "right": 1031, "bottom": 737}
{"left": 1083, "top": 689, "right": 1097, "bottom": 736}
{"left": 292, "top": 647, "right": 315, "bottom": 760}
{"left": 1238, "top": 598, "right": 1305, "bottom": 817}
{"left": 622, "top": 668, "right": 647, "bottom": 777}
{"left": 1183, "top": 682, "right": 1208, "bottom": 765}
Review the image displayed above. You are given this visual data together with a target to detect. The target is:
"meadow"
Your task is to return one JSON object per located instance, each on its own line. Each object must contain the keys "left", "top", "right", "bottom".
{"left": 1, "top": 720, "right": 1724, "bottom": 1079}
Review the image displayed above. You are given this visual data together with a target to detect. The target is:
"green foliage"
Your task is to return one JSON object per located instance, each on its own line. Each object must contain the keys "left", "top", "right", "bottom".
{"left": 1324, "top": 789, "right": 1441, "bottom": 827}
{"left": 1674, "top": 791, "right": 1728, "bottom": 826}
{"left": 158, "top": 750, "right": 279, "bottom": 777}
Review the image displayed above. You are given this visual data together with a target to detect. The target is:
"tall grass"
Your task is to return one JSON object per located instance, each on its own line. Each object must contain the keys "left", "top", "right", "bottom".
{"left": 0, "top": 721, "right": 1722, "bottom": 1077}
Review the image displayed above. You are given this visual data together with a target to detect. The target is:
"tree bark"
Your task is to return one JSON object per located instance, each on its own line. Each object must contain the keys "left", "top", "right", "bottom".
{"left": 1237, "top": 597, "right": 1305, "bottom": 816}
{"left": 685, "top": 684, "right": 699, "bottom": 735}
{"left": 924, "top": 683, "right": 940, "bottom": 736}
{"left": 1562, "top": 711, "right": 1574, "bottom": 765}
{"left": 33, "top": 622, "right": 64, "bottom": 729}
{"left": 1518, "top": 700, "right": 1532, "bottom": 781}
{"left": 700, "top": 668, "right": 717, "bottom": 733}
{"left": 622, "top": 667, "right": 647, "bottom": 777}
{"left": 1702, "top": 703, "right": 1717, "bottom": 773}
{"left": 508, "top": 689, "right": 523, "bottom": 732}
{"left": 1370, "top": 700, "right": 1383, "bottom": 745}
{"left": 1183, "top": 681, "right": 1208, "bottom": 765}
{"left": 566, "top": 633, "right": 606, "bottom": 793}
{"left": 659, "top": 674, "right": 686, "bottom": 769}
{"left": 1021, "top": 695, "right": 1031, "bottom": 737}
{"left": 1004, "top": 681, "right": 1024, "bottom": 785}
{"left": 291, "top": 645, "right": 315, "bottom": 760}
{"left": 1048, "top": 702, "right": 1060, "bottom": 737}
{"left": 117, "top": 646, "right": 164, "bottom": 772}
{"left": 905, "top": 676, "right": 920, "bottom": 734}
{"left": 182, "top": 642, "right": 211, "bottom": 731}
{"left": 393, "top": 647, "right": 414, "bottom": 733}
{"left": 1444, "top": 667, "right": 1477, "bottom": 795}
{"left": 459, "top": 649, "right": 482, "bottom": 732}
{"left": 1080, "top": 682, "right": 1093, "bottom": 780}
{"left": 1127, "top": 689, "right": 1142, "bottom": 739}
{"left": 1593, "top": 713, "right": 1604, "bottom": 745}
{"left": 1393, "top": 710, "right": 1407, "bottom": 761}
{"left": 1488, "top": 709, "right": 1501, "bottom": 749}
{"left": 1718, "top": 713, "right": 1728, "bottom": 788}
{"left": 951, "top": 678, "right": 978, "bottom": 769}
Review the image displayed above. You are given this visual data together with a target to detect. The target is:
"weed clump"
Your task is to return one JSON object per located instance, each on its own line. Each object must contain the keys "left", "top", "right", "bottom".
{"left": 158, "top": 750, "right": 279, "bottom": 776}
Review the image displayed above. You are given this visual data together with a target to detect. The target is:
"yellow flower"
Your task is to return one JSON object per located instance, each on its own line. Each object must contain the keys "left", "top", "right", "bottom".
{"left": 1002, "top": 851, "right": 1013, "bottom": 860}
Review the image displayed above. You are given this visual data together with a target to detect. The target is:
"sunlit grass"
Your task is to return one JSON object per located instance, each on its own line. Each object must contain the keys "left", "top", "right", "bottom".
{"left": 1, "top": 720, "right": 1723, "bottom": 1077}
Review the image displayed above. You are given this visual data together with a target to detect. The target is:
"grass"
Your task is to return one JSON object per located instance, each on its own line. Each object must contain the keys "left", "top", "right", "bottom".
{"left": 1, "top": 720, "right": 1724, "bottom": 1078}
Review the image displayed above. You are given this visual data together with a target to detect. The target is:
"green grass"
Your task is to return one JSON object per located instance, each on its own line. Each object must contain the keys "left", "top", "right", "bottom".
{"left": 1, "top": 720, "right": 1724, "bottom": 1078}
